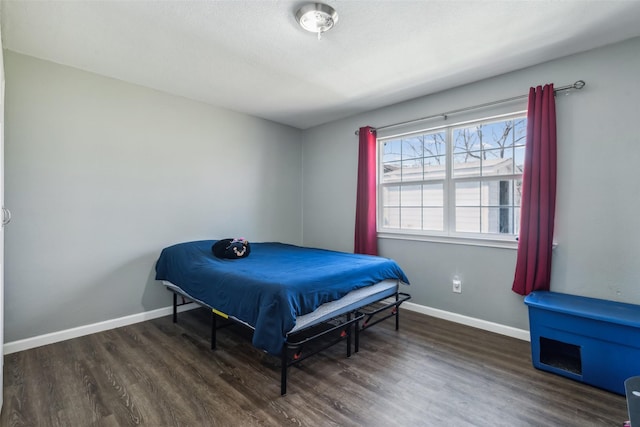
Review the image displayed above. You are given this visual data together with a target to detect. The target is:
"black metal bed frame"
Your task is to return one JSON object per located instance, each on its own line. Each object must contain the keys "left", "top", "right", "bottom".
{"left": 170, "top": 289, "right": 411, "bottom": 395}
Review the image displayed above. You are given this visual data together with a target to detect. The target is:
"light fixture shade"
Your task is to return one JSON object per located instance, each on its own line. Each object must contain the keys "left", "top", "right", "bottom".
{"left": 295, "top": 3, "right": 338, "bottom": 38}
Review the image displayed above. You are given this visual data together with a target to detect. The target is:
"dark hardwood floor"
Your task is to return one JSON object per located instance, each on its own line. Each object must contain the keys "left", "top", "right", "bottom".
{"left": 1, "top": 307, "right": 628, "bottom": 426}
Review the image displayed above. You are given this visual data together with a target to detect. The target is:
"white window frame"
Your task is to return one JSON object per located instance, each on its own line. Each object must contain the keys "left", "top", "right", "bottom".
{"left": 376, "top": 111, "right": 527, "bottom": 249}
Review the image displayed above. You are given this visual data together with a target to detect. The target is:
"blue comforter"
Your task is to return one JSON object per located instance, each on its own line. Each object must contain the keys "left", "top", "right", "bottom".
{"left": 155, "top": 240, "right": 409, "bottom": 355}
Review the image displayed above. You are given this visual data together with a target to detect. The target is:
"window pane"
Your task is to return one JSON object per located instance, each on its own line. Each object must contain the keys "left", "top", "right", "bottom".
{"left": 482, "top": 207, "right": 496, "bottom": 233}
{"left": 382, "top": 185, "right": 400, "bottom": 206}
{"left": 382, "top": 207, "right": 400, "bottom": 228}
{"left": 382, "top": 161, "right": 402, "bottom": 183}
{"left": 424, "top": 132, "right": 446, "bottom": 157}
{"left": 514, "top": 179, "right": 523, "bottom": 206}
{"left": 400, "top": 207, "right": 421, "bottom": 229}
{"left": 453, "top": 127, "right": 481, "bottom": 153}
{"left": 400, "top": 158, "right": 423, "bottom": 182}
{"left": 482, "top": 207, "right": 515, "bottom": 234}
{"left": 401, "top": 136, "right": 423, "bottom": 160}
{"left": 456, "top": 207, "right": 480, "bottom": 233}
{"left": 401, "top": 185, "right": 422, "bottom": 207}
{"left": 483, "top": 180, "right": 501, "bottom": 206}
{"left": 497, "top": 180, "right": 514, "bottom": 206}
{"left": 482, "top": 148, "right": 514, "bottom": 177}
{"left": 513, "top": 118, "right": 527, "bottom": 146}
{"left": 501, "top": 207, "right": 515, "bottom": 234}
{"left": 423, "top": 208, "right": 444, "bottom": 231}
{"left": 456, "top": 181, "right": 480, "bottom": 206}
{"left": 514, "top": 146, "right": 526, "bottom": 174}
{"left": 423, "top": 183, "right": 443, "bottom": 207}
{"left": 453, "top": 153, "right": 481, "bottom": 178}
{"left": 424, "top": 156, "right": 446, "bottom": 179}
{"left": 482, "top": 180, "right": 514, "bottom": 207}
{"left": 482, "top": 120, "right": 513, "bottom": 149}
{"left": 382, "top": 140, "right": 401, "bottom": 162}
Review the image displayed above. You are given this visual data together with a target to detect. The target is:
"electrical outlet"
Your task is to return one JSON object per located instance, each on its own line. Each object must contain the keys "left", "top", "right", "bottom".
{"left": 452, "top": 277, "right": 462, "bottom": 293}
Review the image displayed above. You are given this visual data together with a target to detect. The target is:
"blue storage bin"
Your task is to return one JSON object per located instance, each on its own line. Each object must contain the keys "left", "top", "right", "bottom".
{"left": 524, "top": 291, "right": 640, "bottom": 395}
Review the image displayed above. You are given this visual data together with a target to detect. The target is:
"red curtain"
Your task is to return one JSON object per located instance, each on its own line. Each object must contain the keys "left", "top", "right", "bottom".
{"left": 354, "top": 126, "right": 378, "bottom": 255}
{"left": 512, "top": 84, "right": 557, "bottom": 296}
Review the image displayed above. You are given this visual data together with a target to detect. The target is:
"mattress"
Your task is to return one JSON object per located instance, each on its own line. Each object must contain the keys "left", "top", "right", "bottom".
{"left": 163, "top": 278, "right": 399, "bottom": 334}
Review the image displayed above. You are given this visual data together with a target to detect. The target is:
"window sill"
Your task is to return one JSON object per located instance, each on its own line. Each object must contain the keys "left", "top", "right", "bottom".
{"left": 377, "top": 231, "right": 519, "bottom": 250}
{"left": 378, "top": 232, "right": 558, "bottom": 251}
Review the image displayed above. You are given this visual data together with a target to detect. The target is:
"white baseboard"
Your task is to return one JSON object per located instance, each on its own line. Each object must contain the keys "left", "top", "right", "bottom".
{"left": 402, "top": 301, "right": 531, "bottom": 342}
{"left": 3, "top": 300, "right": 529, "bottom": 355}
{"left": 3, "top": 304, "right": 197, "bottom": 355}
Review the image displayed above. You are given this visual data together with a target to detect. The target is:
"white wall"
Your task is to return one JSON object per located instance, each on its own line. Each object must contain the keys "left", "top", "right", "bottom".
{"left": 4, "top": 51, "right": 302, "bottom": 342}
{"left": 302, "top": 37, "right": 640, "bottom": 331}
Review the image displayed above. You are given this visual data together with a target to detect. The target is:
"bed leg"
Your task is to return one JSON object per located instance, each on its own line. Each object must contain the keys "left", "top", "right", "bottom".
{"left": 395, "top": 292, "right": 400, "bottom": 331}
{"left": 281, "top": 346, "right": 288, "bottom": 396}
{"left": 173, "top": 293, "right": 178, "bottom": 323}
{"left": 211, "top": 311, "right": 217, "bottom": 350}
{"left": 355, "top": 317, "right": 360, "bottom": 353}
{"left": 346, "top": 312, "right": 352, "bottom": 358}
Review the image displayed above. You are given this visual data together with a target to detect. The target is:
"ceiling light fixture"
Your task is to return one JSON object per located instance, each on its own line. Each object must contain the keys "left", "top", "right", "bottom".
{"left": 295, "top": 3, "right": 338, "bottom": 40}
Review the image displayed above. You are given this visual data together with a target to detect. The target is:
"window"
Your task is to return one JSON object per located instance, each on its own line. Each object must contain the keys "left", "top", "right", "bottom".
{"left": 378, "top": 113, "right": 526, "bottom": 242}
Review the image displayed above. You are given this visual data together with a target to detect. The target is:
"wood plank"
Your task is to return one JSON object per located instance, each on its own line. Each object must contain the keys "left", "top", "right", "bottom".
{"left": 1, "top": 308, "right": 628, "bottom": 426}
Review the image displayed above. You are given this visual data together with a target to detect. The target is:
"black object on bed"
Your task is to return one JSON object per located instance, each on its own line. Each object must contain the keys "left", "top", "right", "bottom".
{"left": 155, "top": 240, "right": 411, "bottom": 395}
{"left": 211, "top": 237, "right": 251, "bottom": 259}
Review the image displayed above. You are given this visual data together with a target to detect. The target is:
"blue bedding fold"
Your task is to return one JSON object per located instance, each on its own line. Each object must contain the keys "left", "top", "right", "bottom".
{"left": 155, "top": 240, "right": 409, "bottom": 355}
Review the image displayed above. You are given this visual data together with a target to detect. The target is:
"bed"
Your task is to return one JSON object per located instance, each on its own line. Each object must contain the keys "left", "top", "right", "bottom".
{"left": 155, "top": 240, "right": 411, "bottom": 394}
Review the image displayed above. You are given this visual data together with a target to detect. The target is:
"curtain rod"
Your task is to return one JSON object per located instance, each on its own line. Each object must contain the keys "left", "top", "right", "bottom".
{"left": 355, "top": 80, "right": 585, "bottom": 135}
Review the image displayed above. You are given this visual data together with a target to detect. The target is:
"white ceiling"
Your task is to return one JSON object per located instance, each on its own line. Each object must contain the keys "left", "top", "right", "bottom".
{"left": 2, "top": 1, "right": 640, "bottom": 130}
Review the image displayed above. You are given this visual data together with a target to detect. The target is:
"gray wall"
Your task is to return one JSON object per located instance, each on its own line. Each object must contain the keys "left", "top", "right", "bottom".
{"left": 4, "top": 51, "right": 302, "bottom": 342}
{"left": 5, "top": 37, "right": 640, "bottom": 344}
{"left": 302, "top": 37, "right": 640, "bottom": 331}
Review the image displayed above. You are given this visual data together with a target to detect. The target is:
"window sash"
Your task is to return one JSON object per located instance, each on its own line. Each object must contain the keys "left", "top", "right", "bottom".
{"left": 377, "top": 112, "right": 525, "bottom": 241}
